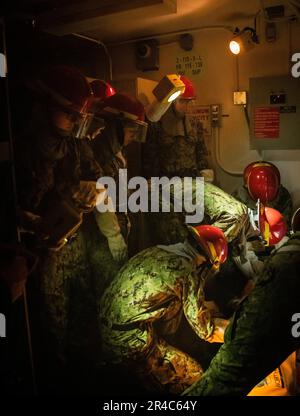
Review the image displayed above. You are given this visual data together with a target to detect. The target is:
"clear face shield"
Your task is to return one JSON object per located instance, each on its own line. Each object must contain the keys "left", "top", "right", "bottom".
{"left": 122, "top": 118, "right": 148, "bottom": 144}
{"left": 291, "top": 208, "right": 300, "bottom": 233}
{"left": 73, "top": 112, "right": 105, "bottom": 140}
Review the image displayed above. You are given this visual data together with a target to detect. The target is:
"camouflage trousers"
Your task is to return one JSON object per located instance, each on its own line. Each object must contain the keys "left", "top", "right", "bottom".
{"left": 183, "top": 237, "right": 300, "bottom": 396}
{"left": 101, "top": 322, "right": 203, "bottom": 394}
{"left": 38, "top": 229, "right": 100, "bottom": 368}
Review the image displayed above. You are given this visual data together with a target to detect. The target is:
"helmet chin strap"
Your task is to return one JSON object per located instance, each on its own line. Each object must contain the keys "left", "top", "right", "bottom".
{"left": 248, "top": 199, "right": 261, "bottom": 233}
{"left": 250, "top": 199, "right": 269, "bottom": 244}
{"left": 187, "top": 235, "right": 220, "bottom": 279}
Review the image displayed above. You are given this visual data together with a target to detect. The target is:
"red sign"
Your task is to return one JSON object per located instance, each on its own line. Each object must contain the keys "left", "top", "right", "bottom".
{"left": 254, "top": 107, "right": 280, "bottom": 138}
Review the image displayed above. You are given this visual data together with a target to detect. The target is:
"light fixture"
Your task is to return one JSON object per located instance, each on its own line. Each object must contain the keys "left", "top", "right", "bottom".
{"left": 152, "top": 74, "right": 185, "bottom": 103}
{"left": 229, "top": 27, "right": 259, "bottom": 55}
{"left": 146, "top": 74, "right": 185, "bottom": 122}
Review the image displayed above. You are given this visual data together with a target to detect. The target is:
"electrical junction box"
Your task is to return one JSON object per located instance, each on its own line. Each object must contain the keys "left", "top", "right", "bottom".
{"left": 234, "top": 91, "right": 247, "bottom": 105}
{"left": 249, "top": 75, "right": 300, "bottom": 150}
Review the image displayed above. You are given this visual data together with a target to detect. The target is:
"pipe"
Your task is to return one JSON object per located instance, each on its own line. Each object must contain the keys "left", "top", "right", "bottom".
{"left": 236, "top": 55, "right": 240, "bottom": 91}
{"left": 107, "top": 25, "right": 234, "bottom": 47}
{"left": 72, "top": 32, "right": 113, "bottom": 82}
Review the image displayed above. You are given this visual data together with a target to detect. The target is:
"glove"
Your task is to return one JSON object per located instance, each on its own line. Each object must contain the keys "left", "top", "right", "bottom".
{"left": 94, "top": 210, "right": 128, "bottom": 263}
{"left": 107, "top": 233, "right": 128, "bottom": 263}
{"left": 200, "top": 169, "right": 214, "bottom": 183}
{"left": 207, "top": 318, "right": 229, "bottom": 343}
{"left": 72, "top": 181, "right": 105, "bottom": 211}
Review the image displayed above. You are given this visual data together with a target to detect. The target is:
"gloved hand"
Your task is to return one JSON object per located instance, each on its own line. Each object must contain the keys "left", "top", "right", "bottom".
{"left": 94, "top": 210, "right": 128, "bottom": 263}
{"left": 207, "top": 318, "right": 229, "bottom": 343}
{"left": 72, "top": 181, "right": 105, "bottom": 211}
{"left": 200, "top": 169, "right": 215, "bottom": 183}
{"left": 107, "top": 233, "right": 128, "bottom": 263}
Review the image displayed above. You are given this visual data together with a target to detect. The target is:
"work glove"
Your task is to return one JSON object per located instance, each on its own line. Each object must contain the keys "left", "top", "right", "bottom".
{"left": 207, "top": 318, "right": 229, "bottom": 343}
{"left": 73, "top": 180, "right": 105, "bottom": 211}
{"left": 233, "top": 241, "right": 265, "bottom": 282}
{"left": 200, "top": 169, "right": 214, "bottom": 183}
{"left": 107, "top": 233, "right": 128, "bottom": 263}
{"left": 94, "top": 210, "right": 128, "bottom": 263}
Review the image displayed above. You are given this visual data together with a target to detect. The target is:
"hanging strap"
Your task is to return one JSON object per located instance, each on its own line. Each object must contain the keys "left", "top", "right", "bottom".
{"left": 275, "top": 245, "right": 300, "bottom": 254}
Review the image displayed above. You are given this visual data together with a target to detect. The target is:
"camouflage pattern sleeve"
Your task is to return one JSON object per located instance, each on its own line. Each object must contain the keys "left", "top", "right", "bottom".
{"left": 92, "top": 127, "right": 130, "bottom": 238}
{"left": 100, "top": 247, "right": 188, "bottom": 328}
{"left": 146, "top": 180, "right": 250, "bottom": 247}
{"left": 141, "top": 120, "right": 161, "bottom": 178}
{"left": 183, "top": 234, "right": 300, "bottom": 396}
{"left": 26, "top": 158, "right": 57, "bottom": 211}
{"left": 79, "top": 140, "right": 103, "bottom": 181}
{"left": 203, "top": 183, "right": 249, "bottom": 243}
{"left": 191, "top": 118, "right": 209, "bottom": 173}
{"left": 17, "top": 128, "right": 68, "bottom": 211}
{"left": 231, "top": 185, "right": 256, "bottom": 211}
{"left": 232, "top": 184, "right": 293, "bottom": 227}
{"left": 182, "top": 270, "right": 214, "bottom": 341}
{"left": 272, "top": 185, "right": 293, "bottom": 227}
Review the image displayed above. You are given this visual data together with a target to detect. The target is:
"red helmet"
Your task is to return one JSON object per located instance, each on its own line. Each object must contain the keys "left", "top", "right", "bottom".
{"left": 259, "top": 206, "right": 287, "bottom": 246}
{"left": 100, "top": 93, "right": 145, "bottom": 121}
{"left": 188, "top": 225, "right": 228, "bottom": 268}
{"left": 246, "top": 162, "right": 280, "bottom": 204}
{"left": 179, "top": 75, "right": 196, "bottom": 100}
{"left": 90, "top": 79, "right": 116, "bottom": 101}
{"left": 244, "top": 161, "right": 280, "bottom": 185}
{"left": 39, "top": 65, "right": 92, "bottom": 115}
{"left": 291, "top": 207, "right": 300, "bottom": 233}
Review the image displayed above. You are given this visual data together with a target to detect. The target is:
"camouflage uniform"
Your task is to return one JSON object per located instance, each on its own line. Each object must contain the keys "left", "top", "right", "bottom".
{"left": 100, "top": 243, "right": 230, "bottom": 394}
{"left": 90, "top": 121, "right": 130, "bottom": 298}
{"left": 15, "top": 102, "right": 102, "bottom": 212}
{"left": 145, "top": 180, "right": 255, "bottom": 250}
{"left": 183, "top": 233, "right": 300, "bottom": 396}
{"left": 38, "top": 231, "right": 99, "bottom": 364}
{"left": 15, "top": 102, "right": 103, "bottom": 373}
{"left": 92, "top": 120, "right": 129, "bottom": 239}
{"left": 232, "top": 185, "right": 293, "bottom": 227}
{"left": 142, "top": 105, "right": 209, "bottom": 178}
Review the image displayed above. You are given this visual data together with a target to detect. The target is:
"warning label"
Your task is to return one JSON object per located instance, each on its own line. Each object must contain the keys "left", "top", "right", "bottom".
{"left": 254, "top": 107, "right": 280, "bottom": 138}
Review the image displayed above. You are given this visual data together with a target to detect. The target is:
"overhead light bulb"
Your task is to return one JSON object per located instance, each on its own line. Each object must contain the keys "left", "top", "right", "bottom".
{"left": 229, "top": 40, "right": 241, "bottom": 55}
{"left": 229, "top": 27, "right": 259, "bottom": 55}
